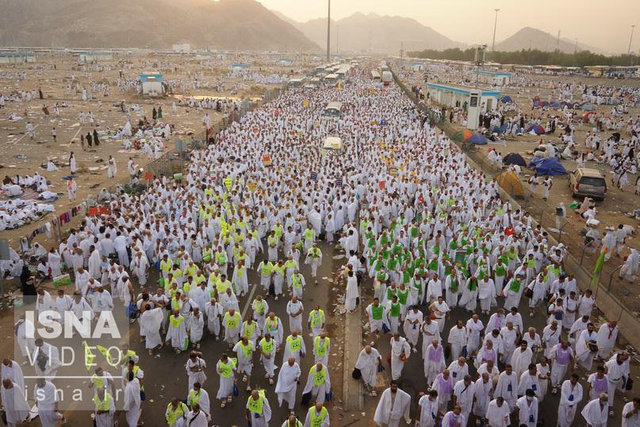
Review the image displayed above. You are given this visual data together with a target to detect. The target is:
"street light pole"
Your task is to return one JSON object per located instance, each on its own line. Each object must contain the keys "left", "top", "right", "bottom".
{"left": 628, "top": 24, "right": 636, "bottom": 55}
{"left": 491, "top": 9, "right": 500, "bottom": 51}
{"left": 327, "top": 0, "right": 331, "bottom": 62}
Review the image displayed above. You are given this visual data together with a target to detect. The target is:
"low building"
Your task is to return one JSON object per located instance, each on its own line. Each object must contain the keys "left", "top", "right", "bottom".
{"left": 77, "top": 51, "right": 113, "bottom": 63}
{"left": 426, "top": 82, "right": 501, "bottom": 113}
{"left": 140, "top": 72, "right": 164, "bottom": 96}
{"left": 173, "top": 43, "right": 191, "bottom": 53}
{"left": 474, "top": 69, "right": 512, "bottom": 87}
{"left": 0, "top": 52, "right": 36, "bottom": 64}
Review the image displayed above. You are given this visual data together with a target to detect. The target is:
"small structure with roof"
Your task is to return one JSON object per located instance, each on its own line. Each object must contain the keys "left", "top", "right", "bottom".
{"left": 0, "top": 51, "right": 36, "bottom": 64}
{"left": 139, "top": 72, "right": 164, "bottom": 96}
{"left": 426, "top": 82, "right": 501, "bottom": 113}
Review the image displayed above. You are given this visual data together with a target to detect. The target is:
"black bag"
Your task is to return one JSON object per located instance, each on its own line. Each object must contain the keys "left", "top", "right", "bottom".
{"left": 268, "top": 283, "right": 275, "bottom": 296}
{"left": 300, "top": 391, "right": 312, "bottom": 407}
{"left": 524, "top": 287, "right": 534, "bottom": 299}
{"left": 352, "top": 368, "right": 362, "bottom": 380}
{"left": 626, "top": 377, "right": 634, "bottom": 391}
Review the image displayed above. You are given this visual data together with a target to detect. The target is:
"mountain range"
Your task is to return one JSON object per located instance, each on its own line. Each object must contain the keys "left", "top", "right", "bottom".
{"left": 0, "top": 0, "right": 319, "bottom": 51}
{"left": 494, "top": 27, "right": 599, "bottom": 54}
{"left": 278, "top": 12, "right": 464, "bottom": 54}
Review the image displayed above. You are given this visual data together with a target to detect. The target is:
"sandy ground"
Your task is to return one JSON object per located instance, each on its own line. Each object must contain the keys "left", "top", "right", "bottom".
{"left": 0, "top": 54, "right": 307, "bottom": 247}
{"left": 433, "top": 73, "right": 640, "bottom": 312}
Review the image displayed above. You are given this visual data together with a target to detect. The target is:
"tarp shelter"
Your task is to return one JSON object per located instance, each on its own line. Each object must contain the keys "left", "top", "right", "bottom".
{"left": 503, "top": 153, "right": 527, "bottom": 166}
{"left": 528, "top": 157, "right": 567, "bottom": 175}
{"left": 526, "top": 124, "right": 545, "bottom": 135}
{"left": 582, "top": 103, "right": 595, "bottom": 111}
{"left": 467, "top": 133, "right": 488, "bottom": 144}
{"left": 496, "top": 170, "right": 524, "bottom": 198}
{"left": 323, "top": 137, "right": 342, "bottom": 151}
{"left": 456, "top": 129, "right": 473, "bottom": 141}
{"left": 583, "top": 111, "right": 596, "bottom": 121}
{"left": 499, "top": 95, "right": 513, "bottom": 103}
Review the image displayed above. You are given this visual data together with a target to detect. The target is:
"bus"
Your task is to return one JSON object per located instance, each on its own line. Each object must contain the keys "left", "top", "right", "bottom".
{"left": 323, "top": 101, "right": 342, "bottom": 118}
{"left": 381, "top": 71, "right": 393, "bottom": 86}
{"left": 323, "top": 73, "right": 339, "bottom": 86}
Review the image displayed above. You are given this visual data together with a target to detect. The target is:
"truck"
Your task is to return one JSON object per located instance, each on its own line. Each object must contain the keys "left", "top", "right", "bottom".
{"left": 381, "top": 71, "right": 393, "bottom": 86}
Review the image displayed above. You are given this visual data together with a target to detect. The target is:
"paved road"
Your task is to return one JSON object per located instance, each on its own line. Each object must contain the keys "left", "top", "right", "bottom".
{"left": 50, "top": 241, "right": 345, "bottom": 426}
{"left": 360, "top": 288, "right": 627, "bottom": 427}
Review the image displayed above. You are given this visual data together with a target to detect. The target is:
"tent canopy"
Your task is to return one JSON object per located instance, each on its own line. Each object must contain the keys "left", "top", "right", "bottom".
{"left": 582, "top": 103, "right": 595, "bottom": 111}
{"left": 499, "top": 95, "right": 513, "bottom": 103}
{"left": 323, "top": 136, "right": 342, "bottom": 150}
{"left": 467, "top": 133, "right": 487, "bottom": 144}
{"left": 503, "top": 152, "right": 527, "bottom": 166}
{"left": 526, "top": 124, "right": 545, "bottom": 135}
{"left": 496, "top": 170, "right": 524, "bottom": 197}
{"left": 528, "top": 157, "right": 567, "bottom": 175}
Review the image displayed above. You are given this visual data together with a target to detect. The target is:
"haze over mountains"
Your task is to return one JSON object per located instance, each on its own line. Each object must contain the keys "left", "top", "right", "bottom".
{"left": 494, "top": 27, "right": 599, "bottom": 54}
{"left": 0, "top": 0, "right": 606, "bottom": 55}
{"left": 0, "top": 0, "right": 319, "bottom": 51}
{"left": 278, "top": 12, "right": 464, "bottom": 54}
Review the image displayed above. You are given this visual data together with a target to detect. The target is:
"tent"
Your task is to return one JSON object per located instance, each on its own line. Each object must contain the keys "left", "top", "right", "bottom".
{"left": 323, "top": 136, "right": 342, "bottom": 151}
{"left": 496, "top": 170, "right": 524, "bottom": 197}
{"left": 532, "top": 100, "right": 549, "bottom": 108}
{"left": 503, "top": 153, "right": 527, "bottom": 166}
{"left": 499, "top": 95, "right": 513, "bottom": 103}
{"left": 550, "top": 102, "right": 560, "bottom": 108}
{"left": 456, "top": 129, "right": 473, "bottom": 141}
{"left": 582, "top": 111, "right": 596, "bottom": 121}
{"left": 526, "top": 124, "right": 545, "bottom": 135}
{"left": 560, "top": 101, "right": 576, "bottom": 109}
{"left": 582, "top": 103, "right": 595, "bottom": 111}
{"left": 528, "top": 157, "right": 567, "bottom": 175}
{"left": 467, "top": 133, "right": 488, "bottom": 144}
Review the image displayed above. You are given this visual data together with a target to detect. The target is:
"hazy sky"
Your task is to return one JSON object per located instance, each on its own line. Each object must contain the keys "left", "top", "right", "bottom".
{"left": 256, "top": 0, "right": 640, "bottom": 53}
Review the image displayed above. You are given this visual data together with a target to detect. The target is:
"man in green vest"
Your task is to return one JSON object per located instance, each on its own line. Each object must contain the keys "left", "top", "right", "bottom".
{"left": 283, "top": 413, "right": 304, "bottom": 427}
{"left": 308, "top": 305, "right": 325, "bottom": 338}
{"left": 245, "top": 389, "right": 272, "bottom": 427}
{"left": 313, "top": 331, "right": 330, "bottom": 366}
{"left": 305, "top": 242, "right": 323, "bottom": 285}
{"left": 165, "top": 397, "right": 188, "bottom": 426}
{"left": 93, "top": 387, "right": 115, "bottom": 426}
{"left": 304, "top": 402, "right": 330, "bottom": 427}
{"left": 302, "top": 362, "right": 331, "bottom": 405}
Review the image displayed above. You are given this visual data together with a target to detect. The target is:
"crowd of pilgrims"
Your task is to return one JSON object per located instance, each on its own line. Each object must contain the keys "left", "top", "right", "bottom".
{"left": 4, "top": 64, "right": 639, "bottom": 427}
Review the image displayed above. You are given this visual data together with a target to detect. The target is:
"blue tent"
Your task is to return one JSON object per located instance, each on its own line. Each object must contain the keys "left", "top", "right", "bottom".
{"left": 503, "top": 153, "right": 527, "bottom": 166}
{"left": 582, "top": 103, "right": 595, "bottom": 111}
{"left": 468, "top": 133, "right": 488, "bottom": 144}
{"left": 499, "top": 95, "right": 513, "bottom": 103}
{"left": 550, "top": 102, "right": 560, "bottom": 108}
{"left": 491, "top": 125, "right": 507, "bottom": 134}
{"left": 528, "top": 157, "right": 567, "bottom": 175}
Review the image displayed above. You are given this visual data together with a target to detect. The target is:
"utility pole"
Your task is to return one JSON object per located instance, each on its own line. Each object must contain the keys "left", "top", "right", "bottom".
{"left": 400, "top": 41, "right": 404, "bottom": 61}
{"left": 556, "top": 30, "right": 561, "bottom": 52}
{"left": 628, "top": 25, "right": 636, "bottom": 55}
{"left": 491, "top": 9, "right": 500, "bottom": 51}
{"left": 326, "top": 0, "right": 331, "bottom": 62}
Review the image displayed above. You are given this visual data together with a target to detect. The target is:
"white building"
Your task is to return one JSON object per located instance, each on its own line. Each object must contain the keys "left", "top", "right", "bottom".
{"left": 426, "top": 82, "right": 501, "bottom": 113}
{"left": 140, "top": 72, "right": 164, "bottom": 96}
{"left": 173, "top": 43, "right": 191, "bottom": 53}
{"left": 0, "top": 52, "right": 36, "bottom": 64}
{"left": 77, "top": 51, "right": 113, "bottom": 63}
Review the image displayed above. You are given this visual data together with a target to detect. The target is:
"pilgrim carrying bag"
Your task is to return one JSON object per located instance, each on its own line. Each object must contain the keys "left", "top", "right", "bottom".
{"left": 523, "top": 287, "right": 534, "bottom": 299}
{"left": 351, "top": 368, "right": 362, "bottom": 380}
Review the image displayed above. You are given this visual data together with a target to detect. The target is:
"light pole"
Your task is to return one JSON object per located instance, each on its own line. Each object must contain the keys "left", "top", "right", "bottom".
{"left": 491, "top": 9, "right": 500, "bottom": 51}
{"left": 326, "top": 0, "right": 331, "bottom": 62}
{"left": 628, "top": 24, "right": 636, "bottom": 55}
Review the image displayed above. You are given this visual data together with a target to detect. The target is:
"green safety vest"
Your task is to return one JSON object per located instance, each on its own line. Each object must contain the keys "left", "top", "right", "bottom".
{"left": 169, "top": 315, "right": 184, "bottom": 328}
{"left": 93, "top": 392, "right": 112, "bottom": 412}
{"left": 287, "top": 336, "right": 302, "bottom": 352}
{"left": 292, "top": 274, "right": 303, "bottom": 289}
{"left": 166, "top": 402, "right": 188, "bottom": 425}
{"left": 397, "top": 289, "right": 409, "bottom": 304}
{"left": 371, "top": 305, "right": 383, "bottom": 320}
{"left": 261, "top": 262, "right": 272, "bottom": 276}
{"left": 260, "top": 338, "right": 275, "bottom": 354}
{"left": 247, "top": 394, "right": 265, "bottom": 414}
{"left": 308, "top": 248, "right": 321, "bottom": 260}
{"left": 243, "top": 321, "right": 257, "bottom": 339}
{"left": 390, "top": 302, "right": 401, "bottom": 317}
{"left": 495, "top": 264, "right": 506, "bottom": 276}
{"left": 225, "top": 312, "right": 240, "bottom": 329}
{"left": 217, "top": 359, "right": 235, "bottom": 378}
{"left": 310, "top": 310, "right": 324, "bottom": 328}
{"left": 307, "top": 406, "right": 329, "bottom": 427}
{"left": 265, "top": 317, "right": 279, "bottom": 333}
{"left": 238, "top": 341, "right": 253, "bottom": 358}
{"left": 509, "top": 279, "right": 521, "bottom": 292}
{"left": 311, "top": 365, "right": 327, "bottom": 386}
{"left": 253, "top": 300, "right": 266, "bottom": 316}
{"left": 314, "top": 336, "right": 329, "bottom": 356}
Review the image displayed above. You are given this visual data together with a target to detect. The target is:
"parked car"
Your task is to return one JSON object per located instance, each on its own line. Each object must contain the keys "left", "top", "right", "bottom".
{"left": 569, "top": 168, "right": 607, "bottom": 200}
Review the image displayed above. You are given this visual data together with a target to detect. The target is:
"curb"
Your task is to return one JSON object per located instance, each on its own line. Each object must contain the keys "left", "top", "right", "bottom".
{"left": 342, "top": 305, "right": 363, "bottom": 411}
